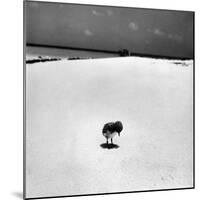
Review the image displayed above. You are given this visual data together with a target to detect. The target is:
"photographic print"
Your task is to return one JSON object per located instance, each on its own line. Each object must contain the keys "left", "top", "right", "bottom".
{"left": 24, "top": 1, "right": 194, "bottom": 199}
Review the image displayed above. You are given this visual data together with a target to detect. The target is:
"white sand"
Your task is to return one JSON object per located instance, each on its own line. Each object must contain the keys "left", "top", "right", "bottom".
{"left": 26, "top": 57, "right": 193, "bottom": 198}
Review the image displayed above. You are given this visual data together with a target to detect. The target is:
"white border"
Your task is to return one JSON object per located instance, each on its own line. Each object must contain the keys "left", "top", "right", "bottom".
{"left": 0, "top": 0, "right": 199, "bottom": 200}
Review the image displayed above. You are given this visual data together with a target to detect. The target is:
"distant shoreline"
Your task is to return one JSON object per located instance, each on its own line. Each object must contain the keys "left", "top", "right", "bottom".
{"left": 26, "top": 43, "right": 194, "bottom": 61}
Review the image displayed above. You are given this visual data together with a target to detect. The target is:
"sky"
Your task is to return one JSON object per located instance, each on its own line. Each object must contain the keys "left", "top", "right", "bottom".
{"left": 25, "top": 1, "right": 194, "bottom": 58}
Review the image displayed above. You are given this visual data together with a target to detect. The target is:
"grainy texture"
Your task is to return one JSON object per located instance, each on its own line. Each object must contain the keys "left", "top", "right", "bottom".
{"left": 26, "top": 57, "right": 193, "bottom": 198}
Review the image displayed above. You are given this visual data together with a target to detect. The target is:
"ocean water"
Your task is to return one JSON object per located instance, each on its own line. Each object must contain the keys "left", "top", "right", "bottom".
{"left": 26, "top": 46, "right": 118, "bottom": 60}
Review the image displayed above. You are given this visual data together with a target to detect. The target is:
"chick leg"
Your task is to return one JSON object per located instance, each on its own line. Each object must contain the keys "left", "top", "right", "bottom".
{"left": 111, "top": 138, "right": 113, "bottom": 144}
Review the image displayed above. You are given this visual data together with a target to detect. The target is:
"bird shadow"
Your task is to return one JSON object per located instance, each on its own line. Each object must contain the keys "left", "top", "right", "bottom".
{"left": 100, "top": 143, "right": 119, "bottom": 149}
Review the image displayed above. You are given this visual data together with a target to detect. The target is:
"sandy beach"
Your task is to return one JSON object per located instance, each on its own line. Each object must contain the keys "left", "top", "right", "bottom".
{"left": 26, "top": 56, "right": 193, "bottom": 198}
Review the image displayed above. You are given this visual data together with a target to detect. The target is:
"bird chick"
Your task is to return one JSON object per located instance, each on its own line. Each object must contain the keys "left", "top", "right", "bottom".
{"left": 102, "top": 121, "right": 123, "bottom": 144}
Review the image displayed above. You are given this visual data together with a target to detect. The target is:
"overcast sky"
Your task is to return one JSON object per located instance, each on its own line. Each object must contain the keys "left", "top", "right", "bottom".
{"left": 25, "top": 1, "right": 194, "bottom": 58}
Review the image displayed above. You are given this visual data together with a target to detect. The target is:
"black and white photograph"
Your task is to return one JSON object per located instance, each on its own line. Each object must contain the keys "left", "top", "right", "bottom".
{"left": 24, "top": 1, "right": 194, "bottom": 199}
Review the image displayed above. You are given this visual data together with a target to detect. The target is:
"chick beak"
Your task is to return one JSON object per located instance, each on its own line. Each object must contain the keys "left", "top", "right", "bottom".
{"left": 118, "top": 132, "right": 120, "bottom": 137}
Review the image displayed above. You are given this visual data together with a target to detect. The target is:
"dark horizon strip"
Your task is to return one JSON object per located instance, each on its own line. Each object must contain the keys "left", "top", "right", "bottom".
{"left": 27, "top": 43, "right": 194, "bottom": 60}
{"left": 26, "top": 57, "right": 61, "bottom": 64}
